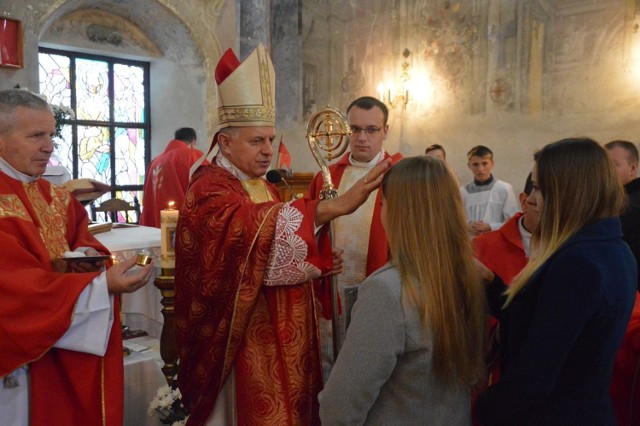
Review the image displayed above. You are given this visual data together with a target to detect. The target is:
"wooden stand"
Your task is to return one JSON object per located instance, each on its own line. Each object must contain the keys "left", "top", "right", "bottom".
{"left": 273, "top": 172, "right": 315, "bottom": 201}
{"left": 154, "top": 268, "right": 177, "bottom": 386}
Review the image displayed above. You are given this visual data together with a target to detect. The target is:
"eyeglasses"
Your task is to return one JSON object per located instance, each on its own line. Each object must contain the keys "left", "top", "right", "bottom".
{"left": 350, "top": 126, "right": 383, "bottom": 136}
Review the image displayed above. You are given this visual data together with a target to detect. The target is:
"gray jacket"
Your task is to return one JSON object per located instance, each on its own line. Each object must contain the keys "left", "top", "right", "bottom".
{"left": 318, "top": 263, "right": 471, "bottom": 425}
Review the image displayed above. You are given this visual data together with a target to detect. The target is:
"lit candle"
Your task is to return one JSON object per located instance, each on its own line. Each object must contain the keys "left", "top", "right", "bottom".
{"left": 160, "top": 201, "right": 179, "bottom": 270}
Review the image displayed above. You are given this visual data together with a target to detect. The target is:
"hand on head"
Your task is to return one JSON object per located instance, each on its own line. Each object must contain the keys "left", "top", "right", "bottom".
{"left": 315, "top": 158, "right": 391, "bottom": 226}
{"left": 106, "top": 256, "right": 154, "bottom": 294}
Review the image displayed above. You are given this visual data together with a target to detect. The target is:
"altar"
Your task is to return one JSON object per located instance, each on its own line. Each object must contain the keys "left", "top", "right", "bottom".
{"left": 95, "top": 225, "right": 164, "bottom": 338}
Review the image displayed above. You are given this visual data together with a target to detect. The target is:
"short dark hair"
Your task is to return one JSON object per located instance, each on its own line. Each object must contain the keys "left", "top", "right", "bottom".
{"left": 175, "top": 127, "right": 197, "bottom": 143}
{"left": 346, "top": 96, "right": 389, "bottom": 126}
{"left": 467, "top": 145, "right": 493, "bottom": 160}
{"left": 605, "top": 139, "right": 639, "bottom": 164}
{"left": 425, "top": 144, "right": 446, "bottom": 157}
{"left": 523, "top": 172, "right": 533, "bottom": 196}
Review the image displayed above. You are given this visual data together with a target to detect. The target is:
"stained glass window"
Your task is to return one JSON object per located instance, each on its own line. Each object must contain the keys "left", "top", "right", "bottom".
{"left": 38, "top": 48, "right": 150, "bottom": 210}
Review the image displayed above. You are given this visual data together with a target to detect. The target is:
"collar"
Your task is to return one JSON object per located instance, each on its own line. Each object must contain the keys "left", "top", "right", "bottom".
{"left": 0, "top": 157, "right": 39, "bottom": 183}
{"left": 564, "top": 217, "right": 623, "bottom": 247}
{"left": 517, "top": 214, "right": 532, "bottom": 255}
{"left": 215, "top": 152, "right": 255, "bottom": 181}
{"left": 624, "top": 177, "right": 640, "bottom": 194}
{"left": 348, "top": 149, "right": 385, "bottom": 169}
{"left": 474, "top": 174, "right": 494, "bottom": 186}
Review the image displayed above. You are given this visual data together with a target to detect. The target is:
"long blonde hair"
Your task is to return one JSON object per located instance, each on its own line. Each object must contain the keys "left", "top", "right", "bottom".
{"left": 381, "top": 156, "right": 486, "bottom": 387}
{"left": 506, "top": 138, "right": 624, "bottom": 305}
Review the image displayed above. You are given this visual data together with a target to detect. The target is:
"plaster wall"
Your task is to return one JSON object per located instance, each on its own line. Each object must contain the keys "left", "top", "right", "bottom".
{"left": 1, "top": 0, "right": 639, "bottom": 194}
{"left": 293, "top": 0, "right": 640, "bottom": 193}
{"left": 0, "top": 0, "right": 226, "bottom": 157}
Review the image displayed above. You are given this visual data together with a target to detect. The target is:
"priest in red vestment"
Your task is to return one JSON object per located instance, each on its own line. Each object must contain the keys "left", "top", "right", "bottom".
{"left": 140, "top": 127, "right": 204, "bottom": 227}
{"left": 174, "top": 45, "right": 390, "bottom": 426}
{"left": 305, "top": 96, "right": 402, "bottom": 375}
{"left": 0, "top": 89, "right": 154, "bottom": 426}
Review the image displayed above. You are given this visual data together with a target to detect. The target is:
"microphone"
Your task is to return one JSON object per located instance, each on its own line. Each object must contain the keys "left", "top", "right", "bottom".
{"left": 266, "top": 170, "right": 299, "bottom": 199}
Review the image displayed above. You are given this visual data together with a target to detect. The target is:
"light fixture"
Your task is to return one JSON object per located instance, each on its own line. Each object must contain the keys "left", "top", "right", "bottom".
{"left": 377, "top": 48, "right": 412, "bottom": 110}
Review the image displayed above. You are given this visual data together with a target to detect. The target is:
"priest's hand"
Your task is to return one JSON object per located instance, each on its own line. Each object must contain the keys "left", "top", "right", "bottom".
{"left": 106, "top": 256, "right": 154, "bottom": 294}
{"left": 468, "top": 220, "right": 491, "bottom": 236}
{"left": 315, "top": 158, "right": 391, "bottom": 226}
{"left": 67, "top": 248, "right": 108, "bottom": 273}
{"left": 329, "top": 248, "right": 344, "bottom": 276}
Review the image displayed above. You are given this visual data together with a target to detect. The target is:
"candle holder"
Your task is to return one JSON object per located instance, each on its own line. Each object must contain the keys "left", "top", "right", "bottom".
{"left": 154, "top": 269, "right": 177, "bottom": 386}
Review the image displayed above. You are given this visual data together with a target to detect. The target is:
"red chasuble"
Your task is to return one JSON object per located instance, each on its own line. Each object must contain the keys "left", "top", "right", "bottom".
{"left": 175, "top": 163, "right": 330, "bottom": 425}
{"left": 0, "top": 172, "right": 123, "bottom": 426}
{"left": 140, "top": 139, "right": 205, "bottom": 228}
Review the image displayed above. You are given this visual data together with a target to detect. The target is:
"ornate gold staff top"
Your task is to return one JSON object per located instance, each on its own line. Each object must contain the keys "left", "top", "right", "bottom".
{"left": 306, "top": 106, "right": 351, "bottom": 360}
{"left": 306, "top": 106, "right": 351, "bottom": 200}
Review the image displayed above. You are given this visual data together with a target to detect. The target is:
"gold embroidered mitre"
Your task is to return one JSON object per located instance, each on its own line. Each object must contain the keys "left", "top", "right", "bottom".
{"left": 216, "top": 44, "right": 276, "bottom": 129}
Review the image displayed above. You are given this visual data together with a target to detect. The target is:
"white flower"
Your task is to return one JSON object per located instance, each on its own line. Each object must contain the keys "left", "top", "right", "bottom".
{"left": 149, "top": 384, "right": 189, "bottom": 422}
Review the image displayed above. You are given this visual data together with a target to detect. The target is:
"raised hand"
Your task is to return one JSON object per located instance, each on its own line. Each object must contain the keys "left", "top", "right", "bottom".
{"left": 105, "top": 256, "right": 154, "bottom": 294}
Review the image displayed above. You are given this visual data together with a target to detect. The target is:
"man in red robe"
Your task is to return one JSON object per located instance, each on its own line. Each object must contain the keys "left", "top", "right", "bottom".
{"left": 306, "top": 96, "right": 402, "bottom": 374}
{"left": 470, "top": 173, "right": 537, "bottom": 424}
{"left": 175, "top": 45, "right": 389, "bottom": 426}
{"left": 140, "top": 127, "right": 204, "bottom": 227}
{"left": 0, "top": 89, "right": 154, "bottom": 426}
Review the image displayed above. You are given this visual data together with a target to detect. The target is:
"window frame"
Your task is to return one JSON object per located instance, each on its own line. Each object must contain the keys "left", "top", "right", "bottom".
{"left": 39, "top": 47, "right": 151, "bottom": 200}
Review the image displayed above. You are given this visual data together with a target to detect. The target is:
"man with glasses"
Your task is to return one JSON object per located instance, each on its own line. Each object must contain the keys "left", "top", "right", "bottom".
{"left": 307, "top": 96, "right": 402, "bottom": 377}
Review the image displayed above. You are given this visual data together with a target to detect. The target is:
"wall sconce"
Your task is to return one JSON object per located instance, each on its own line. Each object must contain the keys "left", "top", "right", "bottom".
{"left": 377, "top": 48, "right": 412, "bottom": 110}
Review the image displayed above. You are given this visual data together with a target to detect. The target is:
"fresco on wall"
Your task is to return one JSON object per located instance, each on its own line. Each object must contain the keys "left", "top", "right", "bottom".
{"left": 302, "top": 0, "right": 636, "bottom": 117}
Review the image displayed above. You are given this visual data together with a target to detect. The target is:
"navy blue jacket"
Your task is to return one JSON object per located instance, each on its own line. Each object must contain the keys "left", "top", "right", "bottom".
{"left": 476, "top": 218, "right": 637, "bottom": 425}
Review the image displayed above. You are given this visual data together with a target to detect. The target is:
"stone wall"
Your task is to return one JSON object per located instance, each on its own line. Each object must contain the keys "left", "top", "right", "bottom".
{"left": 0, "top": 0, "right": 227, "bottom": 156}
{"left": 1, "top": 0, "right": 638, "bottom": 192}
{"left": 289, "top": 0, "right": 640, "bottom": 192}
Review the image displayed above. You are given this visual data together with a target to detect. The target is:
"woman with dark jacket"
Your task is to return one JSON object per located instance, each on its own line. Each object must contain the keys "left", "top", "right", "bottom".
{"left": 475, "top": 138, "right": 637, "bottom": 425}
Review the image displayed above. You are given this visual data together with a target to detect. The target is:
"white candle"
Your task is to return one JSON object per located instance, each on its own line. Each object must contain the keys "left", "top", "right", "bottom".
{"left": 160, "top": 201, "right": 179, "bottom": 270}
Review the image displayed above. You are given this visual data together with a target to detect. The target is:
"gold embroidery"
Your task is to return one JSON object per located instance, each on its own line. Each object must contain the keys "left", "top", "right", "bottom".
{"left": 241, "top": 179, "right": 273, "bottom": 203}
{"left": 23, "top": 183, "right": 71, "bottom": 268}
{"left": 0, "top": 194, "right": 30, "bottom": 221}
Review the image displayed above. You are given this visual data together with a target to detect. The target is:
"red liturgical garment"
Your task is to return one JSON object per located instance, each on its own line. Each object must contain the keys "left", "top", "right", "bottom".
{"left": 175, "top": 162, "right": 332, "bottom": 425}
{"left": 140, "top": 139, "right": 205, "bottom": 228}
{"left": 0, "top": 172, "right": 123, "bottom": 426}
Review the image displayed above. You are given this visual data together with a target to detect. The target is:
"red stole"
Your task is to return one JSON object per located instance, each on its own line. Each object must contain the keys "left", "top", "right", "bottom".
{"left": 307, "top": 151, "right": 402, "bottom": 276}
{"left": 175, "top": 164, "right": 328, "bottom": 425}
{"left": 140, "top": 139, "right": 205, "bottom": 227}
{"left": 0, "top": 173, "right": 123, "bottom": 426}
{"left": 306, "top": 151, "right": 402, "bottom": 317}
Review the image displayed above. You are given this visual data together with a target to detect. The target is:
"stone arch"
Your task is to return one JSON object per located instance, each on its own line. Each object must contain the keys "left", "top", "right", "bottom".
{"left": 9, "top": 0, "right": 225, "bottom": 141}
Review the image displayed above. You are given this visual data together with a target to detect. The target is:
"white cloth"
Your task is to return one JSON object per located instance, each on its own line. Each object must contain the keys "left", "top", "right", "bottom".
{"left": 518, "top": 215, "right": 533, "bottom": 257}
{"left": 42, "top": 165, "right": 72, "bottom": 185}
{"left": 460, "top": 178, "right": 519, "bottom": 230}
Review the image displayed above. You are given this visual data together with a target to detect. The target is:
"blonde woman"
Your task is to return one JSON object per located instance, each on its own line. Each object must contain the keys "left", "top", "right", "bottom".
{"left": 475, "top": 138, "right": 637, "bottom": 425}
{"left": 319, "top": 156, "right": 486, "bottom": 425}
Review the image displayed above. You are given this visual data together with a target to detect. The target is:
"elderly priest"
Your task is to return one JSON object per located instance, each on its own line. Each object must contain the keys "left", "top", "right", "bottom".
{"left": 0, "top": 89, "right": 154, "bottom": 426}
{"left": 174, "top": 44, "right": 390, "bottom": 425}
